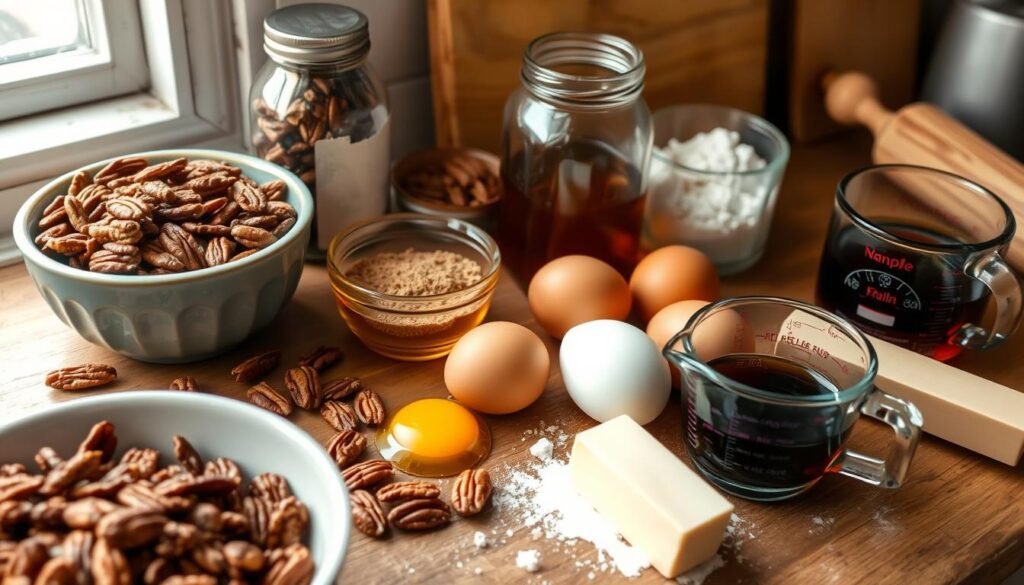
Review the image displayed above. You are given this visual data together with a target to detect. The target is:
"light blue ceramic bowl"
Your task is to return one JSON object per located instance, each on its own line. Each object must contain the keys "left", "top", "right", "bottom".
{"left": 12, "top": 149, "right": 313, "bottom": 363}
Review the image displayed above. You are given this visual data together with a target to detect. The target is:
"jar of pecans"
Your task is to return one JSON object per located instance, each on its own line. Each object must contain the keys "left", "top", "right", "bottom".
{"left": 250, "top": 3, "right": 390, "bottom": 259}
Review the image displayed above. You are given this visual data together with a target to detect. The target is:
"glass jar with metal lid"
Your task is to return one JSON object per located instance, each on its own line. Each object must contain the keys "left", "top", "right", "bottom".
{"left": 250, "top": 3, "right": 390, "bottom": 258}
{"left": 497, "top": 32, "right": 652, "bottom": 280}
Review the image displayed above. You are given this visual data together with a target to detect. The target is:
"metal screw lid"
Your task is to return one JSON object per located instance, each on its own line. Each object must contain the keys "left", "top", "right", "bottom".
{"left": 263, "top": 3, "right": 370, "bottom": 68}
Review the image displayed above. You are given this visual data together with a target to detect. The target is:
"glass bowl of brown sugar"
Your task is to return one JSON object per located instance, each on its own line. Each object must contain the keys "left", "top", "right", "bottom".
{"left": 327, "top": 213, "right": 502, "bottom": 361}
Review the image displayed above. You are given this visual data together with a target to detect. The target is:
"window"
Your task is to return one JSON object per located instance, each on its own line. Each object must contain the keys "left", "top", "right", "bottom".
{"left": 0, "top": 0, "right": 149, "bottom": 121}
{"left": 0, "top": 0, "right": 244, "bottom": 266}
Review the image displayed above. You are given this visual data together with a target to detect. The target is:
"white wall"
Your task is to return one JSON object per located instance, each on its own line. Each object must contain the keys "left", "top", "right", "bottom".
{"left": 232, "top": 0, "right": 436, "bottom": 160}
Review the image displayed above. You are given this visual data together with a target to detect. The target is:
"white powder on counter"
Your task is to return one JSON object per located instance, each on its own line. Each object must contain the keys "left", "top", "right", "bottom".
{"left": 473, "top": 531, "right": 490, "bottom": 549}
{"left": 494, "top": 427, "right": 652, "bottom": 579}
{"left": 516, "top": 550, "right": 541, "bottom": 572}
{"left": 529, "top": 437, "right": 554, "bottom": 460}
{"left": 646, "top": 127, "right": 774, "bottom": 267}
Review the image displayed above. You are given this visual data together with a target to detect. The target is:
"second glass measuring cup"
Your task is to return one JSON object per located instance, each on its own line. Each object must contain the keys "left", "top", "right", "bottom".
{"left": 664, "top": 296, "right": 923, "bottom": 501}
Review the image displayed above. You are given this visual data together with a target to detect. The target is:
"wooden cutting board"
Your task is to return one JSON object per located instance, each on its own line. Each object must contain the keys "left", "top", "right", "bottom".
{"left": 427, "top": 0, "right": 769, "bottom": 153}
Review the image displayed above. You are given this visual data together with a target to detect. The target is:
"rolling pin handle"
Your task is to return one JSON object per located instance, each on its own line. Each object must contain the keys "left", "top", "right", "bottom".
{"left": 823, "top": 71, "right": 895, "bottom": 137}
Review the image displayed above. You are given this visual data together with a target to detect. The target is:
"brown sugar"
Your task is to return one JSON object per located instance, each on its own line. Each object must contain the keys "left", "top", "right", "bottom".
{"left": 344, "top": 249, "right": 483, "bottom": 296}
{"left": 340, "top": 249, "right": 488, "bottom": 341}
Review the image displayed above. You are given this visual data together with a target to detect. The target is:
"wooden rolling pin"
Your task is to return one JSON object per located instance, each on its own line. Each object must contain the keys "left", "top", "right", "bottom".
{"left": 823, "top": 71, "right": 1024, "bottom": 272}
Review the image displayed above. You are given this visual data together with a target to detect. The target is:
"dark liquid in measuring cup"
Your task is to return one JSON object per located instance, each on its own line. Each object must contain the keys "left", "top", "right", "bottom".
{"left": 498, "top": 140, "right": 646, "bottom": 281}
{"left": 686, "top": 354, "right": 853, "bottom": 490}
{"left": 816, "top": 222, "right": 987, "bottom": 361}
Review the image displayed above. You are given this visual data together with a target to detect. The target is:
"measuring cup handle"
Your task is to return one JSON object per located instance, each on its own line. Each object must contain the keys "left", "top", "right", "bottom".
{"left": 833, "top": 389, "right": 923, "bottom": 488}
{"left": 963, "top": 251, "right": 1023, "bottom": 350}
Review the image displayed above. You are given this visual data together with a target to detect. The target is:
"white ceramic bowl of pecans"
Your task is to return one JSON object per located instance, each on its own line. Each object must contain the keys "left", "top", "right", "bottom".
{"left": 0, "top": 391, "right": 351, "bottom": 585}
{"left": 12, "top": 149, "right": 313, "bottom": 363}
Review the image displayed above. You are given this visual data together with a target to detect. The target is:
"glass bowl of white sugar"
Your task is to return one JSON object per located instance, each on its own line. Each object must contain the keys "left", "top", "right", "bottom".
{"left": 643, "top": 105, "right": 789, "bottom": 275}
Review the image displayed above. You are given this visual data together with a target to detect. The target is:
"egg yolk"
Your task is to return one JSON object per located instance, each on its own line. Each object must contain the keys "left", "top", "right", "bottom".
{"left": 375, "top": 398, "right": 491, "bottom": 477}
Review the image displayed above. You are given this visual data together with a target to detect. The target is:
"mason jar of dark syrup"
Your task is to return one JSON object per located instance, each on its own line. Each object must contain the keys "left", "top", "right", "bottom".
{"left": 498, "top": 32, "right": 652, "bottom": 281}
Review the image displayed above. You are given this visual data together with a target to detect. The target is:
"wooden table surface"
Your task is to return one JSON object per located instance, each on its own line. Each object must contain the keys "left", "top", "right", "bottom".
{"left": 2, "top": 134, "right": 1022, "bottom": 584}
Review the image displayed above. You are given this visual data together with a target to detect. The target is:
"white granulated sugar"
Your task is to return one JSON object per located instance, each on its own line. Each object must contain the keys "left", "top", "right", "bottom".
{"left": 516, "top": 550, "right": 541, "bottom": 572}
{"left": 456, "top": 561, "right": 463, "bottom": 569}
{"left": 506, "top": 528, "right": 515, "bottom": 538}
{"left": 647, "top": 127, "right": 773, "bottom": 265}
{"left": 529, "top": 437, "right": 554, "bottom": 461}
{"left": 676, "top": 554, "right": 726, "bottom": 585}
{"left": 473, "top": 531, "right": 490, "bottom": 549}
{"left": 494, "top": 434, "right": 652, "bottom": 579}
{"left": 474, "top": 567, "right": 483, "bottom": 576}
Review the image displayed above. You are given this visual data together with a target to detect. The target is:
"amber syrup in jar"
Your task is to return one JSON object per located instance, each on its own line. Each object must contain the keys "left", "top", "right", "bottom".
{"left": 498, "top": 139, "right": 646, "bottom": 281}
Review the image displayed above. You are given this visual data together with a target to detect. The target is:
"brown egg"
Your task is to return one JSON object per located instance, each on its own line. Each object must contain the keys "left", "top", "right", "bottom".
{"left": 444, "top": 321, "right": 550, "bottom": 414}
{"left": 629, "top": 246, "right": 720, "bottom": 323}
{"left": 528, "top": 255, "right": 631, "bottom": 339}
{"left": 647, "top": 301, "right": 755, "bottom": 387}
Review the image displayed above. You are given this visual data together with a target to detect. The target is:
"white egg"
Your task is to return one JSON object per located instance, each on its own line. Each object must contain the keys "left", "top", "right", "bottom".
{"left": 559, "top": 320, "right": 671, "bottom": 424}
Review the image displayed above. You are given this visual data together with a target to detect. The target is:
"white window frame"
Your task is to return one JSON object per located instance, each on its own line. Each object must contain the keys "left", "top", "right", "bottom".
{"left": 0, "top": 0, "right": 243, "bottom": 265}
{"left": 0, "top": 0, "right": 150, "bottom": 121}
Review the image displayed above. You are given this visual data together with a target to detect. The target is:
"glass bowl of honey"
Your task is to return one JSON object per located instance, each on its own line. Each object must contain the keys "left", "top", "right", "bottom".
{"left": 327, "top": 214, "right": 501, "bottom": 361}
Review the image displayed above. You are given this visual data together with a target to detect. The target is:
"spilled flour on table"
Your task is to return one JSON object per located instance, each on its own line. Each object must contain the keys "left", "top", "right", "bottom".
{"left": 488, "top": 422, "right": 758, "bottom": 581}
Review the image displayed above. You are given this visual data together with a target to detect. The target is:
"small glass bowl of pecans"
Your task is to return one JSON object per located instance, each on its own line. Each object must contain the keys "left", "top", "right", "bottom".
{"left": 327, "top": 214, "right": 502, "bottom": 362}
{"left": 391, "top": 148, "right": 503, "bottom": 232}
{"left": 12, "top": 149, "right": 313, "bottom": 363}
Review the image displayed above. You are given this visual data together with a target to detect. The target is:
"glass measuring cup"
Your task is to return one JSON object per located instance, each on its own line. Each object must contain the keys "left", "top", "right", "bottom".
{"left": 663, "top": 296, "right": 923, "bottom": 501}
{"left": 816, "top": 165, "right": 1023, "bottom": 361}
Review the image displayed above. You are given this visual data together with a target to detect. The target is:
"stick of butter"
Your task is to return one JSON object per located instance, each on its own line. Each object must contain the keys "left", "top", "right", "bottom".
{"left": 569, "top": 415, "right": 734, "bottom": 578}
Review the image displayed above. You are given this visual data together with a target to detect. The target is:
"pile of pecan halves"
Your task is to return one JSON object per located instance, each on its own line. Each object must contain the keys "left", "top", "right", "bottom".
{"left": 0, "top": 421, "right": 315, "bottom": 584}
{"left": 34, "top": 156, "right": 297, "bottom": 275}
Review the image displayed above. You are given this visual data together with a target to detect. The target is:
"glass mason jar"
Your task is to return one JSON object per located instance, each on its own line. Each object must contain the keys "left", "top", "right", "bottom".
{"left": 498, "top": 32, "right": 653, "bottom": 280}
{"left": 249, "top": 4, "right": 390, "bottom": 259}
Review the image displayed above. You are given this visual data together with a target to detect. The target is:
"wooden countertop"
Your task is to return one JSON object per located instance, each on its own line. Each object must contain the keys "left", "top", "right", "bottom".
{"left": 1, "top": 134, "right": 1022, "bottom": 584}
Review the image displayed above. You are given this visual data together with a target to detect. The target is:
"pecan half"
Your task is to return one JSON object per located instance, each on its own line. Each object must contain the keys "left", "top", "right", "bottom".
{"left": 451, "top": 468, "right": 492, "bottom": 517}
{"left": 263, "top": 543, "right": 313, "bottom": 585}
{"left": 35, "top": 557, "right": 78, "bottom": 585}
{"left": 246, "top": 382, "right": 291, "bottom": 417}
{"left": 296, "top": 346, "right": 343, "bottom": 372}
{"left": 154, "top": 521, "right": 199, "bottom": 557}
{"left": 208, "top": 201, "right": 241, "bottom": 226}
{"left": 204, "top": 236, "right": 235, "bottom": 266}
{"left": 91, "top": 537, "right": 131, "bottom": 585}
{"left": 320, "top": 401, "right": 357, "bottom": 432}
{"left": 63, "top": 497, "right": 118, "bottom": 529}
{"left": 7, "top": 536, "right": 50, "bottom": 579}
{"left": 155, "top": 474, "right": 240, "bottom": 497}
{"left": 159, "top": 223, "right": 206, "bottom": 271}
{"left": 284, "top": 366, "right": 321, "bottom": 410}
{"left": 87, "top": 219, "right": 143, "bottom": 245}
{"left": 45, "top": 364, "right": 117, "bottom": 390}
{"left": 387, "top": 498, "right": 451, "bottom": 531}
{"left": 106, "top": 197, "right": 153, "bottom": 221}
{"left": 321, "top": 377, "right": 362, "bottom": 401}
{"left": 376, "top": 481, "right": 441, "bottom": 504}
{"left": 325, "top": 430, "right": 365, "bottom": 470}
{"left": 40, "top": 451, "right": 105, "bottom": 496}
{"left": 241, "top": 496, "right": 271, "bottom": 547}
{"left": 141, "top": 241, "right": 185, "bottom": 272}
{"left": 266, "top": 496, "right": 308, "bottom": 549}
{"left": 341, "top": 460, "right": 392, "bottom": 491}
{"left": 68, "top": 171, "right": 90, "bottom": 196}
{"left": 35, "top": 223, "right": 72, "bottom": 248}
{"left": 64, "top": 195, "right": 90, "bottom": 233}
{"left": 259, "top": 180, "right": 286, "bottom": 201}
{"left": 34, "top": 447, "right": 61, "bottom": 472}
{"left": 272, "top": 217, "right": 296, "bottom": 239}
{"left": 354, "top": 389, "right": 385, "bottom": 426}
{"left": 169, "top": 376, "right": 198, "bottom": 391}
{"left": 131, "top": 158, "right": 187, "bottom": 183}
{"left": 155, "top": 203, "right": 204, "bottom": 222}
{"left": 96, "top": 508, "right": 167, "bottom": 548}
{"left": 78, "top": 420, "right": 118, "bottom": 462}
{"left": 231, "top": 350, "right": 281, "bottom": 383}
{"left": 45, "top": 233, "right": 97, "bottom": 256}
{"left": 222, "top": 541, "right": 264, "bottom": 573}
{"left": 230, "top": 225, "right": 276, "bottom": 249}
{"left": 88, "top": 248, "right": 140, "bottom": 274}
{"left": 94, "top": 157, "right": 148, "bottom": 185}
{"left": 184, "top": 172, "right": 236, "bottom": 195}
{"left": 349, "top": 490, "right": 386, "bottom": 538}
{"left": 204, "top": 457, "right": 241, "bottom": 482}
{"left": 173, "top": 436, "right": 204, "bottom": 475}
{"left": 249, "top": 473, "right": 291, "bottom": 505}
{"left": 120, "top": 448, "right": 160, "bottom": 479}
{"left": 229, "top": 180, "right": 267, "bottom": 213}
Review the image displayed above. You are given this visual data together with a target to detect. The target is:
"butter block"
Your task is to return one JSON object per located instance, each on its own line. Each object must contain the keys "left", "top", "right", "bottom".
{"left": 870, "top": 336, "right": 1024, "bottom": 466}
{"left": 569, "top": 415, "right": 734, "bottom": 578}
